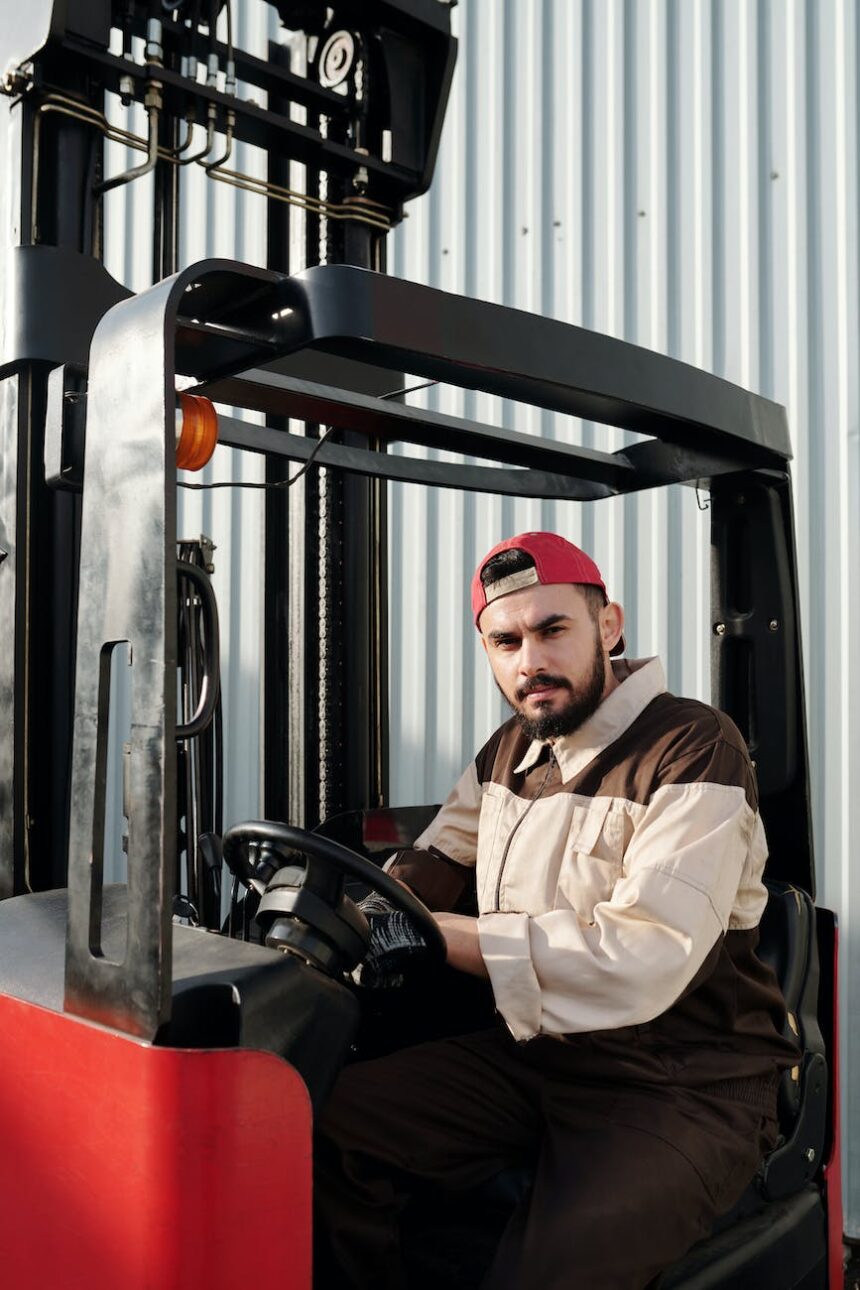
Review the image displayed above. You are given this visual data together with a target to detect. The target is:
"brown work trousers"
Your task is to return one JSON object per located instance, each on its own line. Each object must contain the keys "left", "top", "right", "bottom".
{"left": 313, "top": 1024, "right": 779, "bottom": 1290}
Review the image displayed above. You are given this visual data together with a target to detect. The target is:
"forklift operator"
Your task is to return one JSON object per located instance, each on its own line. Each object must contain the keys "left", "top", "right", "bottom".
{"left": 314, "top": 532, "right": 799, "bottom": 1290}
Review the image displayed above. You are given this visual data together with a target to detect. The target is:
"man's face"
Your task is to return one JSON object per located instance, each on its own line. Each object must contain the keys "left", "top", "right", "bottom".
{"left": 479, "top": 583, "right": 623, "bottom": 741}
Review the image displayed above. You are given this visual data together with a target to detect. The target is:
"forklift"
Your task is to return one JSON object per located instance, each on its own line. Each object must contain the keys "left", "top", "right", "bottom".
{"left": 0, "top": 3, "right": 843, "bottom": 1286}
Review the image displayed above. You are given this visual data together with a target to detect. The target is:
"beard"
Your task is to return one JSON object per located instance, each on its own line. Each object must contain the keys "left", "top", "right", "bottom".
{"left": 500, "top": 630, "right": 607, "bottom": 741}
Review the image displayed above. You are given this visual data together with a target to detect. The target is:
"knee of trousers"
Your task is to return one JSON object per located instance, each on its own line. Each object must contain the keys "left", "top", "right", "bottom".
{"left": 314, "top": 1061, "right": 392, "bottom": 1156}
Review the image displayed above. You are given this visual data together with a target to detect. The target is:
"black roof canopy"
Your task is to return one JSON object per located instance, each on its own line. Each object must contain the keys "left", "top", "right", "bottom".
{"left": 185, "top": 263, "right": 792, "bottom": 498}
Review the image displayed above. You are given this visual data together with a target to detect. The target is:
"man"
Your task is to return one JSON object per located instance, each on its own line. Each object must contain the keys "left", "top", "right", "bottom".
{"left": 314, "top": 532, "right": 798, "bottom": 1290}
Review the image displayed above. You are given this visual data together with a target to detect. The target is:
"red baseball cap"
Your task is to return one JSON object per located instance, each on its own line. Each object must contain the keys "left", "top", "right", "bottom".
{"left": 471, "top": 532, "right": 625, "bottom": 654}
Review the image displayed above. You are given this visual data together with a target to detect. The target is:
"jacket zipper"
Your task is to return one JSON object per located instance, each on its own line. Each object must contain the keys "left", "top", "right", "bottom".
{"left": 492, "top": 750, "right": 556, "bottom": 911}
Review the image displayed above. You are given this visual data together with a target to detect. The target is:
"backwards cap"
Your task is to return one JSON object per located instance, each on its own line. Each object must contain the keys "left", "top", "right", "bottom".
{"left": 471, "top": 531, "right": 624, "bottom": 655}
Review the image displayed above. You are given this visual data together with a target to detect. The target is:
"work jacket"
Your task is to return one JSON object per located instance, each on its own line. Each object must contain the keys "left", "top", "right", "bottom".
{"left": 389, "top": 657, "right": 797, "bottom": 1085}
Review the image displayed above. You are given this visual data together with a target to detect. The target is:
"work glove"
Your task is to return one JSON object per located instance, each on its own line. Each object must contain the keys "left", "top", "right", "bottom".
{"left": 355, "top": 891, "right": 431, "bottom": 989}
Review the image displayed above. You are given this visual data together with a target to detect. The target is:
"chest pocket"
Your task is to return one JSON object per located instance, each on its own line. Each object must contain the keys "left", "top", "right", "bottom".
{"left": 493, "top": 793, "right": 625, "bottom": 919}
{"left": 554, "top": 796, "right": 625, "bottom": 922}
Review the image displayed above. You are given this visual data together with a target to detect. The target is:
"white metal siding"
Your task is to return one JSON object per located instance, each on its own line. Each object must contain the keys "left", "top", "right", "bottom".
{"left": 389, "top": 0, "right": 860, "bottom": 1233}
{"left": 100, "top": 0, "right": 860, "bottom": 1234}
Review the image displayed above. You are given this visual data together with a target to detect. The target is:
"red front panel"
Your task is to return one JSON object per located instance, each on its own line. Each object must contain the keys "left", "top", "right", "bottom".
{"left": 0, "top": 992, "right": 312, "bottom": 1289}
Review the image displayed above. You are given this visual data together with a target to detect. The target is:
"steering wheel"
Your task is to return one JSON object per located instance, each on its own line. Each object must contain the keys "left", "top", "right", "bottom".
{"left": 222, "top": 820, "right": 447, "bottom": 973}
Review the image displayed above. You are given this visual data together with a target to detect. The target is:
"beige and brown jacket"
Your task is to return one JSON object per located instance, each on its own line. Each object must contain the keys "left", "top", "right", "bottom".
{"left": 390, "top": 657, "right": 795, "bottom": 1075}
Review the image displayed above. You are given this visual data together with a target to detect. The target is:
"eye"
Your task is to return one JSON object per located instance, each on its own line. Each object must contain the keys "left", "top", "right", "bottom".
{"left": 542, "top": 625, "right": 564, "bottom": 637}
{"left": 494, "top": 636, "right": 519, "bottom": 650}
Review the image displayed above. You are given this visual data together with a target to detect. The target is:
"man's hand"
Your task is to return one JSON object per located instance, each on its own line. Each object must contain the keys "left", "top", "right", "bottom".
{"left": 356, "top": 892, "right": 431, "bottom": 989}
{"left": 434, "top": 913, "right": 489, "bottom": 978}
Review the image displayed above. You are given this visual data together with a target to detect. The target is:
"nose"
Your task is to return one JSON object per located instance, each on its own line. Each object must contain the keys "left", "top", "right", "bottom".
{"left": 517, "top": 633, "right": 547, "bottom": 677}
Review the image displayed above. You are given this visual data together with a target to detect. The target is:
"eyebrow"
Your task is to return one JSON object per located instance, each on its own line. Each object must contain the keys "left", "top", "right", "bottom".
{"left": 487, "top": 613, "right": 570, "bottom": 643}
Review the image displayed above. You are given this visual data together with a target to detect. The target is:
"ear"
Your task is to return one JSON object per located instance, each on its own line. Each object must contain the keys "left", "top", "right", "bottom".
{"left": 600, "top": 601, "right": 624, "bottom": 653}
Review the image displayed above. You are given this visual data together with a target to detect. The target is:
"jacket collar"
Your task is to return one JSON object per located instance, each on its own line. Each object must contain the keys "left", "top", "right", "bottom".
{"left": 512, "top": 657, "right": 667, "bottom": 782}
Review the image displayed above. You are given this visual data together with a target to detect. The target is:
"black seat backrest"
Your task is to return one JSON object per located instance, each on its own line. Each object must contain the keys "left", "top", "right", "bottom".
{"left": 657, "top": 886, "right": 831, "bottom": 1285}
{"left": 755, "top": 880, "right": 827, "bottom": 1199}
{"left": 314, "top": 805, "right": 442, "bottom": 860}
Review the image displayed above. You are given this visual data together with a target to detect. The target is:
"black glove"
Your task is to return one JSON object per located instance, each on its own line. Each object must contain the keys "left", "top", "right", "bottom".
{"left": 355, "top": 892, "right": 431, "bottom": 989}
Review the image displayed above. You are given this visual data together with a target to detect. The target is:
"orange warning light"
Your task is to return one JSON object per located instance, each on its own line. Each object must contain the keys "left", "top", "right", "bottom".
{"left": 176, "top": 393, "right": 218, "bottom": 471}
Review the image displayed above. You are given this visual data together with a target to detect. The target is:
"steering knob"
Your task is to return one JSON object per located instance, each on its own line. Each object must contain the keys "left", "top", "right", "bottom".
{"left": 257, "top": 868, "right": 370, "bottom": 975}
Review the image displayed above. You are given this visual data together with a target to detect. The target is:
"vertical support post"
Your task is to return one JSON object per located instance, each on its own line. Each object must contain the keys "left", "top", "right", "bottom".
{"left": 264, "top": 41, "right": 306, "bottom": 826}
{"left": 710, "top": 473, "right": 815, "bottom": 892}
{"left": 0, "top": 371, "right": 21, "bottom": 900}
{"left": 0, "top": 89, "right": 25, "bottom": 898}
{"left": 0, "top": 81, "right": 30, "bottom": 898}
{"left": 153, "top": 102, "right": 181, "bottom": 282}
{"left": 64, "top": 279, "right": 179, "bottom": 1036}
{"left": 264, "top": 35, "right": 391, "bottom": 832}
{"left": 0, "top": 58, "right": 102, "bottom": 896}
{"left": 317, "top": 217, "right": 390, "bottom": 821}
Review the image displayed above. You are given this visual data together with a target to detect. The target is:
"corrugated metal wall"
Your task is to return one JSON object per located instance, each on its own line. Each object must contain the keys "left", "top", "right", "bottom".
{"left": 388, "top": 0, "right": 860, "bottom": 1234}
{"left": 101, "top": 0, "right": 860, "bottom": 1236}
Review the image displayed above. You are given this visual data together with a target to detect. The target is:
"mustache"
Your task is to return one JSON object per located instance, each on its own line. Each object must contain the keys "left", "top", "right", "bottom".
{"left": 515, "top": 673, "right": 572, "bottom": 702}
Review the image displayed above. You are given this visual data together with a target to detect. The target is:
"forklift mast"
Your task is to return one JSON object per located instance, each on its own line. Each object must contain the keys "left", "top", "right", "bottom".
{"left": 0, "top": 0, "right": 457, "bottom": 900}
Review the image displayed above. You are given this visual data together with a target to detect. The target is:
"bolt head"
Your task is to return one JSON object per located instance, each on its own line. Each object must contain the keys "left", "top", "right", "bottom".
{"left": 1, "top": 66, "right": 30, "bottom": 96}
{"left": 768, "top": 619, "right": 779, "bottom": 632}
{"left": 714, "top": 622, "right": 727, "bottom": 636}
{"left": 805, "top": 1147, "right": 816, "bottom": 1164}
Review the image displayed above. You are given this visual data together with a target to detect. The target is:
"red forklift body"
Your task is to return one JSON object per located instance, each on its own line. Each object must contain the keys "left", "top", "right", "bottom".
{"left": 0, "top": 991, "right": 312, "bottom": 1288}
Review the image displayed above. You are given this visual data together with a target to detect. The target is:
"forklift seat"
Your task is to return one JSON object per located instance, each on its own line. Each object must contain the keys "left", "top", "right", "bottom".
{"left": 654, "top": 879, "right": 828, "bottom": 1287}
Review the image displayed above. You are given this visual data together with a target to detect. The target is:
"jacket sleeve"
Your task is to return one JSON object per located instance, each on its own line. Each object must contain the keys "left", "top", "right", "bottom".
{"left": 384, "top": 761, "right": 481, "bottom": 911}
{"left": 477, "top": 735, "right": 767, "bottom": 1040}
